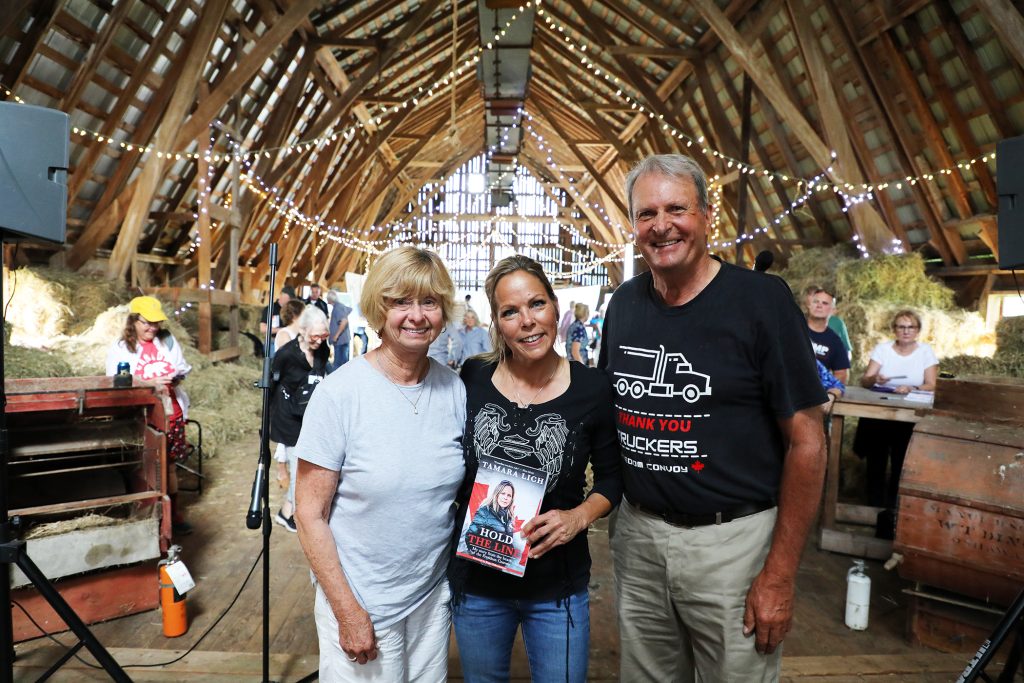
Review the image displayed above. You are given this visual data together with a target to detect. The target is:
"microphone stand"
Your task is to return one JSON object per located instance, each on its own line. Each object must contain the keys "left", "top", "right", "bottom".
{"left": 246, "top": 242, "right": 278, "bottom": 683}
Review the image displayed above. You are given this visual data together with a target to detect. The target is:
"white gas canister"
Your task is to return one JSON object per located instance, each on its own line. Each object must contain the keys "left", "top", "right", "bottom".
{"left": 845, "top": 559, "right": 871, "bottom": 630}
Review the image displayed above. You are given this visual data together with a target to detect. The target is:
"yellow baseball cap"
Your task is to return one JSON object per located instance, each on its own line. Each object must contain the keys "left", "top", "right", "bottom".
{"left": 129, "top": 296, "right": 168, "bottom": 323}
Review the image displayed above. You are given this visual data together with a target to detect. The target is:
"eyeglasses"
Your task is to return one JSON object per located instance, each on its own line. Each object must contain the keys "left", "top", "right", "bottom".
{"left": 137, "top": 320, "right": 161, "bottom": 328}
{"left": 307, "top": 333, "right": 329, "bottom": 342}
{"left": 390, "top": 297, "right": 440, "bottom": 312}
{"left": 894, "top": 325, "right": 919, "bottom": 331}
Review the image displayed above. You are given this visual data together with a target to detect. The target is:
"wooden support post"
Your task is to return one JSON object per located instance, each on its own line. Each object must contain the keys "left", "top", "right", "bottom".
{"left": 197, "top": 127, "right": 214, "bottom": 355}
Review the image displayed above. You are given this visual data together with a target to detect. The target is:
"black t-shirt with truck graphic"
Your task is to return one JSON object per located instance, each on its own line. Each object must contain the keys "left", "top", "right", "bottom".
{"left": 599, "top": 260, "right": 826, "bottom": 515}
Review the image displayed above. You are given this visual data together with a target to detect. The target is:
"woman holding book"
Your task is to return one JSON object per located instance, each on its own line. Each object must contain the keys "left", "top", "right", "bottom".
{"left": 854, "top": 309, "right": 938, "bottom": 514}
{"left": 294, "top": 247, "right": 465, "bottom": 682}
{"left": 451, "top": 255, "right": 621, "bottom": 683}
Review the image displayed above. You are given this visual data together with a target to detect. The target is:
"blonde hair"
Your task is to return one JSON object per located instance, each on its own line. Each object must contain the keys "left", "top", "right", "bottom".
{"left": 574, "top": 302, "right": 589, "bottom": 321}
{"left": 360, "top": 247, "right": 455, "bottom": 332}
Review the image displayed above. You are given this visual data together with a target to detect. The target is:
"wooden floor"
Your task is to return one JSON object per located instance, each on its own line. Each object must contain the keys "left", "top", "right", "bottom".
{"left": 10, "top": 432, "right": 1011, "bottom": 681}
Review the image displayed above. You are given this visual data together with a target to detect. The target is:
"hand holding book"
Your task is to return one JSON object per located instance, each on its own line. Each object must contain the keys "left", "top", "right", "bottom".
{"left": 521, "top": 508, "right": 587, "bottom": 559}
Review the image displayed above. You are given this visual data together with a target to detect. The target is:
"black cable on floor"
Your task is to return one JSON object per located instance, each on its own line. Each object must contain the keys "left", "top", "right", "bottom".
{"left": 12, "top": 547, "right": 263, "bottom": 670}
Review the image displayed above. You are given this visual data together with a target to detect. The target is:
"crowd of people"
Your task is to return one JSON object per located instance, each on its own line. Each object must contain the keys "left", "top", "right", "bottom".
{"left": 110, "top": 152, "right": 942, "bottom": 682}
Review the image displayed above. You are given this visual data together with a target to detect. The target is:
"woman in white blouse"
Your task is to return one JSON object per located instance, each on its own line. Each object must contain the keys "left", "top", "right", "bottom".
{"left": 855, "top": 310, "right": 939, "bottom": 525}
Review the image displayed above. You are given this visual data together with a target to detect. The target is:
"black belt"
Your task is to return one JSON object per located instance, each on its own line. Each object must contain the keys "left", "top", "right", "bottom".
{"left": 627, "top": 498, "right": 776, "bottom": 527}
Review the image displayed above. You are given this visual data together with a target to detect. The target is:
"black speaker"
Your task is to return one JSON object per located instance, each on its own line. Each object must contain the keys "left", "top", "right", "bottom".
{"left": 0, "top": 101, "right": 69, "bottom": 244}
{"left": 997, "top": 135, "right": 1024, "bottom": 269}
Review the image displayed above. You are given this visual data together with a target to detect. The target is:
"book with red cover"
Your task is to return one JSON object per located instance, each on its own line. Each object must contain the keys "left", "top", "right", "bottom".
{"left": 455, "top": 455, "right": 549, "bottom": 577}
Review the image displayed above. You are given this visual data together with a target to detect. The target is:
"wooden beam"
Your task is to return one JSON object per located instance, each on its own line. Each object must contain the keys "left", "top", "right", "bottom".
{"left": 57, "top": 0, "right": 134, "bottom": 114}
{"left": 784, "top": 0, "right": 894, "bottom": 252}
{"left": 975, "top": 0, "right": 1024, "bottom": 74}
{"left": 104, "top": 0, "right": 232, "bottom": 280}
{"left": 170, "top": 0, "right": 323, "bottom": 153}
{"left": 601, "top": 45, "right": 700, "bottom": 59}
{"left": 261, "top": 0, "right": 444, "bottom": 191}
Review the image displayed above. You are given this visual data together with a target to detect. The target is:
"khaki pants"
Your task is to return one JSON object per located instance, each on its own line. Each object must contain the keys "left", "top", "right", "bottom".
{"left": 611, "top": 499, "right": 781, "bottom": 683}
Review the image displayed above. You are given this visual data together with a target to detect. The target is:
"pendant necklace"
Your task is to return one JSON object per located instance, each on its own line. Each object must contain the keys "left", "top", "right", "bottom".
{"left": 509, "top": 358, "right": 561, "bottom": 409}
{"left": 374, "top": 353, "right": 426, "bottom": 414}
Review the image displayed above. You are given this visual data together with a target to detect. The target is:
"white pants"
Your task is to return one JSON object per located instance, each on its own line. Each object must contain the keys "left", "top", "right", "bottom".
{"left": 313, "top": 578, "right": 451, "bottom": 683}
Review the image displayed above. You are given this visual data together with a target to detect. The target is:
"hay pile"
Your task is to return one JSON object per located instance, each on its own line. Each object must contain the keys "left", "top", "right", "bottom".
{"left": 941, "top": 315, "right": 1024, "bottom": 378}
{"left": 4, "top": 267, "right": 263, "bottom": 455}
{"left": 779, "top": 248, "right": 999, "bottom": 374}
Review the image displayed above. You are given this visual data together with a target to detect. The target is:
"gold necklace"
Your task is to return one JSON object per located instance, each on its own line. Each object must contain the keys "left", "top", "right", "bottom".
{"left": 508, "top": 357, "right": 562, "bottom": 409}
{"left": 373, "top": 354, "right": 427, "bottom": 414}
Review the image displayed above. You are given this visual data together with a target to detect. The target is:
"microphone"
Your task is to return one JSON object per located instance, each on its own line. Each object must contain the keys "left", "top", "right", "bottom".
{"left": 246, "top": 461, "right": 266, "bottom": 529}
{"left": 754, "top": 250, "right": 774, "bottom": 272}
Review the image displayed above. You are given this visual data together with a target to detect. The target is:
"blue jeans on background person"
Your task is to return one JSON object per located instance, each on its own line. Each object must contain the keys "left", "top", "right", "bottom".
{"left": 453, "top": 590, "right": 589, "bottom": 683}
{"left": 331, "top": 341, "right": 349, "bottom": 373}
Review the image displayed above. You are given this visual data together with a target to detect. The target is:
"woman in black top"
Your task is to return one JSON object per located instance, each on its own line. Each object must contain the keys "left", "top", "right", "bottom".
{"left": 451, "top": 255, "right": 621, "bottom": 683}
{"left": 271, "top": 305, "right": 329, "bottom": 532}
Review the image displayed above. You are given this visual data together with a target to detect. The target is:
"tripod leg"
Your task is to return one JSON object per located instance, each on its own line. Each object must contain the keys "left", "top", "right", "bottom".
{"left": 15, "top": 552, "right": 132, "bottom": 682}
{"left": 994, "top": 623, "right": 1023, "bottom": 683}
{"left": 35, "top": 640, "right": 84, "bottom": 682}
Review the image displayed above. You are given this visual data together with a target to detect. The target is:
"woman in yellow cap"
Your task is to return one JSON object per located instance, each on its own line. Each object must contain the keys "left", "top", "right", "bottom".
{"left": 106, "top": 295, "right": 193, "bottom": 535}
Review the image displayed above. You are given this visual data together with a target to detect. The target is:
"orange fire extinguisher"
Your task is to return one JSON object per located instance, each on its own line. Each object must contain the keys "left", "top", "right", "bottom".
{"left": 158, "top": 545, "right": 189, "bottom": 637}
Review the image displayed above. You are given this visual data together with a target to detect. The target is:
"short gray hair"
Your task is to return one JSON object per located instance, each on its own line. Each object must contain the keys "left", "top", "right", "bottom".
{"left": 326, "top": 288, "right": 343, "bottom": 304}
{"left": 297, "top": 305, "right": 329, "bottom": 334}
{"left": 625, "top": 154, "right": 709, "bottom": 223}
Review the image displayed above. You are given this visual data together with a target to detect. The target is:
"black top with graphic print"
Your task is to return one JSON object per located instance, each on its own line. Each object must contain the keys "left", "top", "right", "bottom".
{"left": 599, "top": 259, "right": 826, "bottom": 515}
{"left": 452, "top": 358, "right": 622, "bottom": 601}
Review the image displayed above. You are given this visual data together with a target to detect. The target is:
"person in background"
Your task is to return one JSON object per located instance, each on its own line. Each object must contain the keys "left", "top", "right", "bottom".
{"left": 557, "top": 301, "right": 575, "bottom": 343}
{"left": 428, "top": 322, "right": 460, "bottom": 368}
{"left": 294, "top": 247, "right": 465, "bottom": 681}
{"left": 306, "top": 283, "right": 329, "bottom": 318}
{"left": 451, "top": 255, "right": 620, "bottom": 683}
{"left": 273, "top": 298, "right": 310, "bottom": 488}
{"left": 588, "top": 305, "right": 604, "bottom": 365}
{"left": 565, "top": 303, "right": 590, "bottom": 365}
{"left": 456, "top": 310, "right": 490, "bottom": 367}
{"left": 271, "top": 306, "right": 330, "bottom": 532}
{"left": 854, "top": 310, "right": 938, "bottom": 514}
{"left": 107, "top": 296, "right": 193, "bottom": 535}
{"left": 601, "top": 154, "right": 826, "bottom": 682}
{"left": 261, "top": 285, "right": 295, "bottom": 356}
{"left": 805, "top": 286, "right": 850, "bottom": 384}
{"left": 327, "top": 289, "right": 352, "bottom": 373}
{"left": 275, "top": 299, "right": 305, "bottom": 350}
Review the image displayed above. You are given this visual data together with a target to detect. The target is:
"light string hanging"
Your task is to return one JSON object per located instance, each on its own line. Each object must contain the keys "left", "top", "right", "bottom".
{"left": 530, "top": 11, "right": 999, "bottom": 195}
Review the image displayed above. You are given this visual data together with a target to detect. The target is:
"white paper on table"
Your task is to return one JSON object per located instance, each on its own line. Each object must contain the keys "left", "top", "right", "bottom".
{"left": 902, "top": 390, "right": 934, "bottom": 404}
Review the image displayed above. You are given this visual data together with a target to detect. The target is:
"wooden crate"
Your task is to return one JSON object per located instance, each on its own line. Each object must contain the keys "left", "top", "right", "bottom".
{"left": 896, "top": 377, "right": 1024, "bottom": 606}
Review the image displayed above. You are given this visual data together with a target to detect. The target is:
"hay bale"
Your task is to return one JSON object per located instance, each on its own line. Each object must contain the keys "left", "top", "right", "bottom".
{"left": 3, "top": 343, "right": 73, "bottom": 378}
{"left": 26, "top": 267, "right": 131, "bottom": 335}
{"left": 777, "top": 244, "right": 857, "bottom": 299}
{"left": 836, "top": 253, "right": 954, "bottom": 311}
{"left": 3, "top": 268, "right": 72, "bottom": 344}
{"left": 995, "top": 316, "right": 1024, "bottom": 357}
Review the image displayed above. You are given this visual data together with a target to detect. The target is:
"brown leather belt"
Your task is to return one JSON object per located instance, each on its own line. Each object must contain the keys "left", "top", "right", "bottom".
{"left": 627, "top": 498, "right": 776, "bottom": 527}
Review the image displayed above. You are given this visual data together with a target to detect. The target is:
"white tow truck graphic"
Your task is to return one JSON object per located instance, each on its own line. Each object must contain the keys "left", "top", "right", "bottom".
{"left": 613, "top": 345, "right": 712, "bottom": 403}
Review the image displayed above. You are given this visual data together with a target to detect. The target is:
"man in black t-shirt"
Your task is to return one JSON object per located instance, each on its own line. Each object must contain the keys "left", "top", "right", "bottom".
{"left": 805, "top": 285, "right": 850, "bottom": 384}
{"left": 305, "top": 283, "right": 329, "bottom": 318}
{"left": 259, "top": 285, "right": 294, "bottom": 355}
{"left": 600, "top": 154, "right": 826, "bottom": 682}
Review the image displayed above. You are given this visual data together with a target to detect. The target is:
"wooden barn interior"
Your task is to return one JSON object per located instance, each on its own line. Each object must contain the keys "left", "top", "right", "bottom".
{"left": 2, "top": 0, "right": 1024, "bottom": 680}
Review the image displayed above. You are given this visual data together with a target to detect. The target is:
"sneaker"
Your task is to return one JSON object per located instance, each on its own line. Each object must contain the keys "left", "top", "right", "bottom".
{"left": 274, "top": 510, "right": 297, "bottom": 533}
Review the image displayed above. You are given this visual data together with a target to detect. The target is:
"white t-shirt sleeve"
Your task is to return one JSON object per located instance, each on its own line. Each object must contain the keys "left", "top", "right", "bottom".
{"left": 296, "top": 376, "right": 348, "bottom": 471}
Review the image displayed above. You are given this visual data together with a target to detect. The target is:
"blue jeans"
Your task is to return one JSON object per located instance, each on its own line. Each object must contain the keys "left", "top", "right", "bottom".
{"left": 331, "top": 341, "right": 349, "bottom": 373}
{"left": 453, "top": 590, "right": 589, "bottom": 683}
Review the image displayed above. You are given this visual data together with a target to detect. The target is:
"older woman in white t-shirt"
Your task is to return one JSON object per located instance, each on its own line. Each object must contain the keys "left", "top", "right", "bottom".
{"left": 854, "top": 310, "right": 939, "bottom": 525}
{"left": 859, "top": 309, "right": 938, "bottom": 394}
